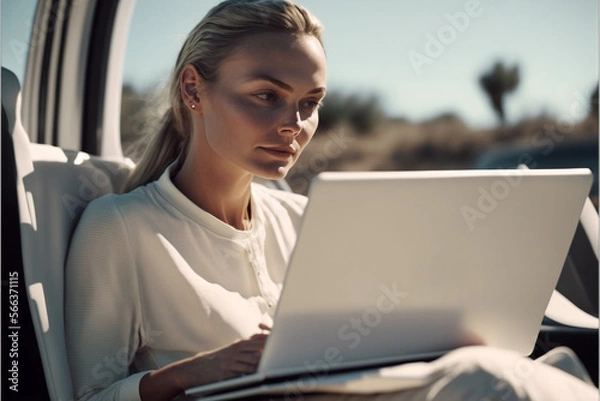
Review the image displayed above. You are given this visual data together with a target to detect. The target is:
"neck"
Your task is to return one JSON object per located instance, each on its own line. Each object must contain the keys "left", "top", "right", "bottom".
{"left": 173, "top": 138, "right": 253, "bottom": 231}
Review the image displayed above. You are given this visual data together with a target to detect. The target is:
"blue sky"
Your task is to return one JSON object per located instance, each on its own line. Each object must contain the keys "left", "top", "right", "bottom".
{"left": 122, "top": 0, "right": 600, "bottom": 128}
{"left": 2, "top": 0, "right": 598, "bottom": 128}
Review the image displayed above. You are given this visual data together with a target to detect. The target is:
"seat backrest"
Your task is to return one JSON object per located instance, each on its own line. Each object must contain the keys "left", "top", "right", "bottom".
{"left": 2, "top": 68, "right": 51, "bottom": 400}
{"left": 4, "top": 67, "right": 133, "bottom": 401}
{"left": 555, "top": 196, "right": 599, "bottom": 317}
{"left": 545, "top": 195, "right": 599, "bottom": 327}
{"left": 2, "top": 67, "right": 20, "bottom": 132}
{"left": 23, "top": 145, "right": 132, "bottom": 401}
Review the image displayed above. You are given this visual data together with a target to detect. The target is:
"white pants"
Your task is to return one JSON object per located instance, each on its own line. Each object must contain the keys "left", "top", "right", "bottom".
{"left": 266, "top": 346, "right": 597, "bottom": 401}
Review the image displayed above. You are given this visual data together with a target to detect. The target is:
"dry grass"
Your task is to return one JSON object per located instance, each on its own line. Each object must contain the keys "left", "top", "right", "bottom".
{"left": 287, "top": 115, "right": 598, "bottom": 194}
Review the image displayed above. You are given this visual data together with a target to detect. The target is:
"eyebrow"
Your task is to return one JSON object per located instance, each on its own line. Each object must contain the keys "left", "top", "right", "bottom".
{"left": 247, "top": 74, "right": 326, "bottom": 95}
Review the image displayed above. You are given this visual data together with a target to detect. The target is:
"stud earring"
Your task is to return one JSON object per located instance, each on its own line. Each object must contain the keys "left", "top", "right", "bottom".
{"left": 191, "top": 104, "right": 196, "bottom": 109}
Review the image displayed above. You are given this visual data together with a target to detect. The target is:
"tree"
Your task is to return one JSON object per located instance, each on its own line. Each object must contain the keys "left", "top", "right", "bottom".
{"left": 479, "top": 61, "right": 520, "bottom": 125}
{"left": 317, "top": 91, "right": 385, "bottom": 134}
{"left": 120, "top": 84, "right": 146, "bottom": 150}
{"left": 347, "top": 94, "right": 385, "bottom": 134}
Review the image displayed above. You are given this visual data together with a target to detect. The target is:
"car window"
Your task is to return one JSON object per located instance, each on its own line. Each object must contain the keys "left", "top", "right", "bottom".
{"left": 1, "top": 0, "right": 39, "bottom": 84}
{"left": 120, "top": 1, "right": 218, "bottom": 160}
{"left": 120, "top": 1, "right": 598, "bottom": 195}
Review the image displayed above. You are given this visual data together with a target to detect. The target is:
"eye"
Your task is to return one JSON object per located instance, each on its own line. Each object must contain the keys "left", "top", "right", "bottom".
{"left": 254, "top": 91, "right": 279, "bottom": 103}
{"left": 301, "top": 99, "right": 324, "bottom": 112}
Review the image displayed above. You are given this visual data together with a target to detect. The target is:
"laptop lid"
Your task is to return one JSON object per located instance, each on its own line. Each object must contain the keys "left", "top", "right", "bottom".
{"left": 259, "top": 168, "right": 593, "bottom": 378}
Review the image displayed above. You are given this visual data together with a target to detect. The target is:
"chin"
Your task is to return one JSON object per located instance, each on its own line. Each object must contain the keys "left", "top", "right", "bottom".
{"left": 252, "top": 164, "right": 291, "bottom": 181}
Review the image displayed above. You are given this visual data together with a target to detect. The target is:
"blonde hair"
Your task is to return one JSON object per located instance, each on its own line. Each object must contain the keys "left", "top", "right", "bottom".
{"left": 124, "top": 0, "right": 324, "bottom": 192}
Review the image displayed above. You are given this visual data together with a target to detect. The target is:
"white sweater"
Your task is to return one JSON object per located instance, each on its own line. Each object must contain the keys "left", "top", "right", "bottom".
{"left": 64, "top": 165, "right": 306, "bottom": 401}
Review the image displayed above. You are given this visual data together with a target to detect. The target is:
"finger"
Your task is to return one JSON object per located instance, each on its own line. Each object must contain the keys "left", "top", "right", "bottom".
{"left": 218, "top": 363, "right": 254, "bottom": 381}
{"left": 229, "top": 358, "right": 260, "bottom": 374}
{"left": 235, "top": 351, "right": 262, "bottom": 366}
{"left": 239, "top": 341, "right": 267, "bottom": 355}
{"left": 243, "top": 337, "right": 268, "bottom": 351}
{"left": 228, "top": 340, "right": 265, "bottom": 357}
{"left": 258, "top": 323, "right": 272, "bottom": 332}
{"left": 248, "top": 333, "right": 269, "bottom": 342}
{"left": 232, "top": 335, "right": 267, "bottom": 349}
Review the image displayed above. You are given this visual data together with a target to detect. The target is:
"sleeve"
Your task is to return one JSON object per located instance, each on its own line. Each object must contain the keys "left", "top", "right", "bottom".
{"left": 64, "top": 195, "right": 149, "bottom": 401}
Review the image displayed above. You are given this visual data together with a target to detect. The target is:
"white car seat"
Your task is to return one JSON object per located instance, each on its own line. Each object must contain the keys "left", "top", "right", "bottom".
{"left": 3, "top": 67, "right": 132, "bottom": 401}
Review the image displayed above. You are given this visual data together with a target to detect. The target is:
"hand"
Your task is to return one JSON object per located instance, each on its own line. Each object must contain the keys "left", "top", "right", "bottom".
{"left": 178, "top": 328, "right": 269, "bottom": 388}
{"left": 140, "top": 325, "right": 271, "bottom": 401}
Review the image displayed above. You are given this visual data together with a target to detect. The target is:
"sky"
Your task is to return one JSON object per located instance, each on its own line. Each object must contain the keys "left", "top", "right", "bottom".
{"left": 2, "top": 0, "right": 598, "bottom": 129}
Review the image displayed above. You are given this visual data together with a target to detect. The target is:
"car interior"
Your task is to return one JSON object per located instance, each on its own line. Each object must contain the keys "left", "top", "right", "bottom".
{"left": 1, "top": 1, "right": 598, "bottom": 400}
{"left": 3, "top": 66, "right": 132, "bottom": 400}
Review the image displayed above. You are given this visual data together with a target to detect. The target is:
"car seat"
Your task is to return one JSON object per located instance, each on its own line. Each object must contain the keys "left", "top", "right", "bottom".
{"left": 2, "top": 67, "right": 133, "bottom": 401}
{"left": 3, "top": 68, "right": 51, "bottom": 400}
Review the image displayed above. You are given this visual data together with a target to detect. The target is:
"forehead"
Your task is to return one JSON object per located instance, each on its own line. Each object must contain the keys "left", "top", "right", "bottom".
{"left": 216, "top": 32, "right": 327, "bottom": 90}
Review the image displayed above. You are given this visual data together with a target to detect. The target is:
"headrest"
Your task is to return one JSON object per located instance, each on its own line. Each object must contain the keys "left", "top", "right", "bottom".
{"left": 1, "top": 67, "right": 21, "bottom": 133}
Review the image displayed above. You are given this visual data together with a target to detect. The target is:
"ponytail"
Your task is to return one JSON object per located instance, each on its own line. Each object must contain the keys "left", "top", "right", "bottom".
{"left": 123, "top": 108, "right": 189, "bottom": 192}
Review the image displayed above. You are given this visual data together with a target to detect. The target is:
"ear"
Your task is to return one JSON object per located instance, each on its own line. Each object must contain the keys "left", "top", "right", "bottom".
{"left": 180, "top": 65, "right": 203, "bottom": 112}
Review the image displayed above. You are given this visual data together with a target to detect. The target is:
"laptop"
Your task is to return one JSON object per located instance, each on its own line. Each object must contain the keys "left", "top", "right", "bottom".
{"left": 184, "top": 168, "right": 593, "bottom": 400}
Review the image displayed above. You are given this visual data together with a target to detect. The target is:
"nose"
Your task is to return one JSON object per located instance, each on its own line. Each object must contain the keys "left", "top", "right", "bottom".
{"left": 277, "top": 108, "right": 302, "bottom": 137}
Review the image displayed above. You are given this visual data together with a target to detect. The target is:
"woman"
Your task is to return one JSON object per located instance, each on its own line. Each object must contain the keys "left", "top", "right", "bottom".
{"left": 65, "top": 1, "right": 596, "bottom": 400}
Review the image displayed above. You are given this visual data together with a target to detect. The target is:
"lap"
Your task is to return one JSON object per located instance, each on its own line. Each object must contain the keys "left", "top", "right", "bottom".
{"left": 261, "top": 346, "right": 597, "bottom": 401}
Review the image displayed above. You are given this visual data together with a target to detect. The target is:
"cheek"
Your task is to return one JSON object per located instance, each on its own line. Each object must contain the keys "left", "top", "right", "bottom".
{"left": 213, "top": 95, "right": 275, "bottom": 137}
{"left": 202, "top": 95, "right": 276, "bottom": 158}
{"left": 299, "top": 115, "right": 319, "bottom": 147}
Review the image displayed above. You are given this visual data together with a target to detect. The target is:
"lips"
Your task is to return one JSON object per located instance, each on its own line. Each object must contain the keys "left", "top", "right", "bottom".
{"left": 259, "top": 145, "right": 297, "bottom": 158}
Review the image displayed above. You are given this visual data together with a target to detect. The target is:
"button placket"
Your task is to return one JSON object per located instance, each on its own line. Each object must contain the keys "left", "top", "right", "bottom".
{"left": 245, "top": 240, "right": 264, "bottom": 291}
{"left": 246, "top": 239, "right": 277, "bottom": 310}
